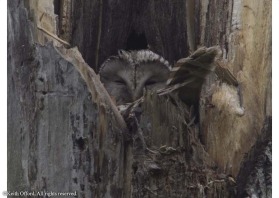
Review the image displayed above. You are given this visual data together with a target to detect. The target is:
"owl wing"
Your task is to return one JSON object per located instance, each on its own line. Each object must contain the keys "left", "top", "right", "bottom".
{"left": 157, "top": 46, "right": 221, "bottom": 109}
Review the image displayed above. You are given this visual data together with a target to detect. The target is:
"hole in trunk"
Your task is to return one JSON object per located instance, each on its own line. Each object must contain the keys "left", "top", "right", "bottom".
{"left": 126, "top": 29, "right": 148, "bottom": 50}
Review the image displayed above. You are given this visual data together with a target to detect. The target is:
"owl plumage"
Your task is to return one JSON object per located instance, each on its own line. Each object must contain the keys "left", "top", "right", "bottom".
{"left": 99, "top": 47, "right": 220, "bottom": 109}
{"left": 164, "top": 46, "right": 221, "bottom": 109}
{"left": 99, "top": 50, "right": 171, "bottom": 105}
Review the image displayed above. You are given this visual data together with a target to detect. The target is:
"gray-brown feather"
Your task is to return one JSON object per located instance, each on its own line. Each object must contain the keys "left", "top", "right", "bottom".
{"left": 99, "top": 50, "right": 170, "bottom": 105}
{"left": 99, "top": 47, "right": 220, "bottom": 108}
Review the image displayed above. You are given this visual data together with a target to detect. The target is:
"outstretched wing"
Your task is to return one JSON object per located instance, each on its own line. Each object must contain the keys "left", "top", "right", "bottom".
{"left": 158, "top": 46, "right": 221, "bottom": 109}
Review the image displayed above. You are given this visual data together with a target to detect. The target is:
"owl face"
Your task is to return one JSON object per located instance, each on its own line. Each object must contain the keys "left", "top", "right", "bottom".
{"left": 99, "top": 50, "right": 171, "bottom": 105}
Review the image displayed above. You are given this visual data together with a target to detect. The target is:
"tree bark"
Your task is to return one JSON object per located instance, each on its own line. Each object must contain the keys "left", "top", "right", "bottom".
{"left": 8, "top": 0, "right": 271, "bottom": 198}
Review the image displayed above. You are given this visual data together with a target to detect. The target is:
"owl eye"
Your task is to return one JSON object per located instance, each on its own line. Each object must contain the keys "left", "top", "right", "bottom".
{"left": 114, "top": 79, "right": 126, "bottom": 85}
{"left": 145, "top": 80, "right": 157, "bottom": 86}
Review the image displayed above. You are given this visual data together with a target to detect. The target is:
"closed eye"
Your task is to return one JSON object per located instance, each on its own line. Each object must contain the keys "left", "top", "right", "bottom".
{"left": 145, "top": 80, "right": 157, "bottom": 86}
{"left": 114, "top": 79, "right": 126, "bottom": 85}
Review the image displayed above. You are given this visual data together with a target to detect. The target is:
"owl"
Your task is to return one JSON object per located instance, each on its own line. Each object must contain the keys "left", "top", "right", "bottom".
{"left": 99, "top": 47, "right": 220, "bottom": 108}
{"left": 99, "top": 50, "right": 171, "bottom": 105}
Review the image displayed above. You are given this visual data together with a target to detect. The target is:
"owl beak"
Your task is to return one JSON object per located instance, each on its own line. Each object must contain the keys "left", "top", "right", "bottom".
{"left": 133, "top": 88, "right": 144, "bottom": 101}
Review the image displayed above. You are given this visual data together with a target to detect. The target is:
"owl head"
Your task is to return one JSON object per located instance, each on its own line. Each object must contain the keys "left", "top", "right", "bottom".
{"left": 99, "top": 50, "right": 171, "bottom": 105}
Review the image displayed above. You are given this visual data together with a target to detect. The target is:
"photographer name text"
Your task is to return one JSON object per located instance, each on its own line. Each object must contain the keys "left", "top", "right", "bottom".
{"left": 2, "top": 190, "right": 77, "bottom": 197}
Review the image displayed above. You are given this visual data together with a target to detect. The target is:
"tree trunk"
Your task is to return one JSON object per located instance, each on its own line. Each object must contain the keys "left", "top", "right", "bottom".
{"left": 8, "top": 0, "right": 271, "bottom": 198}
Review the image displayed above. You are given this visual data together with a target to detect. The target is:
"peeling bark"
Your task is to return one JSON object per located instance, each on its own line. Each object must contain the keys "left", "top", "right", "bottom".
{"left": 8, "top": 0, "right": 271, "bottom": 198}
{"left": 236, "top": 116, "right": 272, "bottom": 198}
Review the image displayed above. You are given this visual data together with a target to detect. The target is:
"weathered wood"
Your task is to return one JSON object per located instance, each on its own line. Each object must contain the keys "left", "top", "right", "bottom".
{"left": 58, "top": 0, "right": 73, "bottom": 43}
{"left": 198, "top": 0, "right": 272, "bottom": 176}
{"left": 8, "top": 0, "right": 271, "bottom": 197}
{"left": 37, "top": 25, "right": 70, "bottom": 47}
{"left": 71, "top": 0, "right": 190, "bottom": 71}
{"left": 121, "top": 93, "right": 235, "bottom": 198}
{"left": 8, "top": 2, "right": 128, "bottom": 197}
{"left": 236, "top": 116, "right": 272, "bottom": 198}
{"left": 70, "top": 0, "right": 272, "bottom": 178}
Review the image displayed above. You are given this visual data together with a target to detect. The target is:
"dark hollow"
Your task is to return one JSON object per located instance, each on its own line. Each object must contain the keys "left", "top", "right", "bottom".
{"left": 71, "top": 0, "right": 190, "bottom": 72}
{"left": 53, "top": 0, "right": 60, "bottom": 16}
{"left": 126, "top": 30, "right": 148, "bottom": 50}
